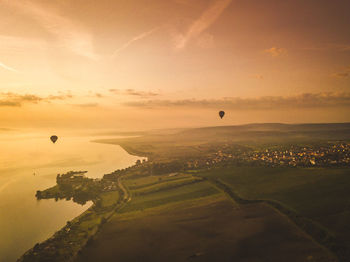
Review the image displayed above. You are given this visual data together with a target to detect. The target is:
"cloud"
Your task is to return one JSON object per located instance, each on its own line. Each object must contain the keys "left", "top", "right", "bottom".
{"left": 332, "top": 66, "right": 350, "bottom": 78}
{"left": 251, "top": 74, "right": 264, "bottom": 80}
{"left": 174, "top": 0, "right": 193, "bottom": 6}
{"left": 47, "top": 94, "right": 73, "bottom": 100}
{"left": 124, "top": 89, "right": 159, "bottom": 97}
{"left": 71, "top": 103, "right": 99, "bottom": 108}
{"left": 196, "top": 33, "right": 215, "bottom": 49}
{"left": 264, "top": 47, "right": 287, "bottom": 57}
{"left": 2, "top": 93, "right": 43, "bottom": 103}
{"left": 174, "top": 0, "right": 232, "bottom": 49}
{"left": 341, "top": 45, "right": 350, "bottom": 51}
{"left": 332, "top": 72, "right": 348, "bottom": 78}
{"left": 124, "top": 92, "right": 350, "bottom": 110}
{"left": 111, "top": 27, "right": 159, "bottom": 58}
{"left": 5, "top": 1, "right": 98, "bottom": 60}
{"left": 301, "top": 43, "right": 350, "bottom": 52}
{"left": 0, "top": 101, "right": 21, "bottom": 107}
{"left": 109, "top": 89, "right": 159, "bottom": 98}
{"left": 0, "top": 92, "right": 73, "bottom": 107}
{"left": 0, "top": 93, "right": 42, "bottom": 107}
{"left": 329, "top": 44, "right": 350, "bottom": 52}
{"left": 0, "top": 61, "right": 19, "bottom": 73}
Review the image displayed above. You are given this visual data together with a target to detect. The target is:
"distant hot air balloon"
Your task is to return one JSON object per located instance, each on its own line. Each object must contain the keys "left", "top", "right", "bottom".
{"left": 50, "top": 135, "right": 58, "bottom": 144}
{"left": 219, "top": 111, "right": 225, "bottom": 119}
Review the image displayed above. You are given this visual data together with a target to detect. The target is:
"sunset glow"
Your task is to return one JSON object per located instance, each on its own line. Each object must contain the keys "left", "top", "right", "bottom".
{"left": 1, "top": 0, "right": 349, "bottom": 130}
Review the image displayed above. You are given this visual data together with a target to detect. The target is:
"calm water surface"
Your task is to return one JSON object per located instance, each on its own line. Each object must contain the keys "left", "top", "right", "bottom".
{"left": 0, "top": 132, "right": 144, "bottom": 262}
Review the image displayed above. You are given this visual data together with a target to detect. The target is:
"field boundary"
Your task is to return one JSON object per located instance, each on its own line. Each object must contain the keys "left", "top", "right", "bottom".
{"left": 132, "top": 177, "right": 204, "bottom": 196}
{"left": 210, "top": 178, "right": 348, "bottom": 262}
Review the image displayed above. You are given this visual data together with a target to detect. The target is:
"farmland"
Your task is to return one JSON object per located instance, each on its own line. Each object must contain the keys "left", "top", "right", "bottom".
{"left": 77, "top": 174, "right": 334, "bottom": 262}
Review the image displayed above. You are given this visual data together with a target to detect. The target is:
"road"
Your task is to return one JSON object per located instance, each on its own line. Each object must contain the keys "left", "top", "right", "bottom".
{"left": 117, "top": 176, "right": 131, "bottom": 203}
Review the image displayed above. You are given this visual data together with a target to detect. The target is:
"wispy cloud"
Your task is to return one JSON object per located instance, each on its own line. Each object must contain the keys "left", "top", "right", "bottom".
{"left": 326, "top": 43, "right": 350, "bottom": 52}
{"left": 301, "top": 43, "right": 350, "bottom": 52}
{"left": 124, "top": 92, "right": 350, "bottom": 110}
{"left": 0, "top": 61, "right": 19, "bottom": 73}
{"left": 0, "top": 100, "right": 21, "bottom": 107}
{"left": 264, "top": 47, "right": 287, "bottom": 57}
{"left": 331, "top": 66, "right": 350, "bottom": 78}
{"left": 174, "top": 0, "right": 232, "bottom": 49}
{"left": 47, "top": 94, "right": 73, "bottom": 100}
{"left": 71, "top": 103, "right": 99, "bottom": 108}
{"left": 0, "top": 35, "right": 45, "bottom": 54}
{"left": 251, "top": 74, "right": 264, "bottom": 80}
{"left": 174, "top": 0, "right": 194, "bottom": 6}
{"left": 111, "top": 27, "right": 159, "bottom": 58}
{"left": 0, "top": 92, "right": 73, "bottom": 107}
{"left": 5, "top": 1, "right": 97, "bottom": 60}
{"left": 332, "top": 72, "right": 348, "bottom": 78}
{"left": 0, "top": 93, "right": 42, "bottom": 107}
{"left": 109, "top": 89, "right": 159, "bottom": 98}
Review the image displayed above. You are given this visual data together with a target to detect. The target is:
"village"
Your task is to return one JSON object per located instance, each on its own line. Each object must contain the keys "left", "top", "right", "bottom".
{"left": 186, "top": 142, "right": 350, "bottom": 168}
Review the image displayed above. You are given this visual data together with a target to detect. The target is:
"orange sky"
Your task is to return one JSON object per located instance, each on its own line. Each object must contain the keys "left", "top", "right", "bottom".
{"left": 0, "top": 0, "right": 349, "bottom": 130}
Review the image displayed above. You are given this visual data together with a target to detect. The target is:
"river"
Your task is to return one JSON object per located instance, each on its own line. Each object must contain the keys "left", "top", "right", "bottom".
{"left": 0, "top": 131, "right": 144, "bottom": 262}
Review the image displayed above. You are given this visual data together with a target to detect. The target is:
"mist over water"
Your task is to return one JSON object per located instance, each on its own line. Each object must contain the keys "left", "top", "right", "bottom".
{"left": 0, "top": 131, "right": 144, "bottom": 262}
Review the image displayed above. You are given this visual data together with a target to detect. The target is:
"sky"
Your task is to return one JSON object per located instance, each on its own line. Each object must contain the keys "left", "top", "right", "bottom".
{"left": 0, "top": 0, "right": 349, "bottom": 131}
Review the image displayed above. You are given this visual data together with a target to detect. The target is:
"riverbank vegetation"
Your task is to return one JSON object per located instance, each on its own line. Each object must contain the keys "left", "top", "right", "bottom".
{"left": 18, "top": 170, "right": 125, "bottom": 262}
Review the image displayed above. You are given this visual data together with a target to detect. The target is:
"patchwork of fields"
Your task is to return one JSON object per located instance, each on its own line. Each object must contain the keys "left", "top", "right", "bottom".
{"left": 199, "top": 166, "right": 350, "bottom": 260}
{"left": 199, "top": 167, "right": 350, "bottom": 242}
{"left": 76, "top": 171, "right": 336, "bottom": 262}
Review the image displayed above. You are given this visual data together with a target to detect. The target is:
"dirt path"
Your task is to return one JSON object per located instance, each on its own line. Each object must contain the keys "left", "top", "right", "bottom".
{"left": 117, "top": 176, "right": 131, "bottom": 203}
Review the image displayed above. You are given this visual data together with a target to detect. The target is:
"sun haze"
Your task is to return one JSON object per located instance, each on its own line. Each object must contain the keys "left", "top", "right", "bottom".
{"left": 1, "top": 0, "right": 350, "bottom": 130}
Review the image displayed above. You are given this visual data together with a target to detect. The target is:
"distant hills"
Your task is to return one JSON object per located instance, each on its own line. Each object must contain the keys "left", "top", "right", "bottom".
{"left": 173, "top": 122, "right": 350, "bottom": 143}
{"left": 95, "top": 122, "right": 350, "bottom": 161}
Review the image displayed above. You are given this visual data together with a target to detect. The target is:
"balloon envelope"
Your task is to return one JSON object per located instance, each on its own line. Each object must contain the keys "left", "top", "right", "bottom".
{"left": 50, "top": 135, "right": 58, "bottom": 144}
{"left": 219, "top": 111, "right": 225, "bottom": 119}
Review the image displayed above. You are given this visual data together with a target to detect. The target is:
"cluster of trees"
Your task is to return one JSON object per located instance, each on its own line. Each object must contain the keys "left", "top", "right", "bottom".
{"left": 36, "top": 171, "right": 101, "bottom": 205}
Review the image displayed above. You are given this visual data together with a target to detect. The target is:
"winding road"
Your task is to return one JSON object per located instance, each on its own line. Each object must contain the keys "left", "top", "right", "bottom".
{"left": 117, "top": 176, "right": 131, "bottom": 203}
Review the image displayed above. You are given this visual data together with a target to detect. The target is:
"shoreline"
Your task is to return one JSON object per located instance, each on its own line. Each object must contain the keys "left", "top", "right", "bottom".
{"left": 17, "top": 141, "right": 144, "bottom": 262}
{"left": 92, "top": 139, "right": 150, "bottom": 159}
{"left": 17, "top": 171, "right": 130, "bottom": 262}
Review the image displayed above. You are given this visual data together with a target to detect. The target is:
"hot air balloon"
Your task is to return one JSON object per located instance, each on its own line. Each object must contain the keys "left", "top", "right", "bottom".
{"left": 219, "top": 111, "right": 225, "bottom": 119}
{"left": 50, "top": 135, "right": 58, "bottom": 144}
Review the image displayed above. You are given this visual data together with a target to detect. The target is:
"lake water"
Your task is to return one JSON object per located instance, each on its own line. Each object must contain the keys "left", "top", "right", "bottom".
{"left": 0, "top": 131, "right": 144, "bottom": 262}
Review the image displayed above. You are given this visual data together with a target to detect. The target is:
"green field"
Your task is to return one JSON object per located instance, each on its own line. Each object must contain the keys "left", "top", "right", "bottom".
{"left": 131, "top": 177, "right": 203, "bottom": 196}
{"left": 198, "top": 166, "right": 350, "bottom": 256}
{"left": 99, "top": 191, "right": 120, "bottom": 208}
{"left": 121, "top": 180, "right": 220, "bottom": 213}
{"left": 74, "top": 166, "right": 339, "bottom": 262}
{"left": 77, "top": 196, "right": 334, "bottom": 262}
{"left": 124, "top": 173, "right": 191, "bottom": 189}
